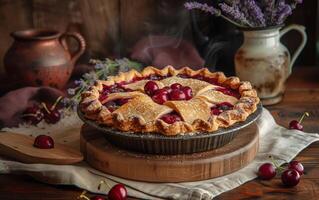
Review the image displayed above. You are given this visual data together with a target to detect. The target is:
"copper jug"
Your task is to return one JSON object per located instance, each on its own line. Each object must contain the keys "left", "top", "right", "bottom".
{"left": 4, "top": 29, "right": 86, "bottom": 89}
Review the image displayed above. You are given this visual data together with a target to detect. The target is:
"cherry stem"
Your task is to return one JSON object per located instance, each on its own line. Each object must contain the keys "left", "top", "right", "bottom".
{"left": 78, "top": 191, "right": 90, "bottom": 200}
{"left": 41, "top": 102, "right": 51, "bottom": 114}
{"left": 269, "top": 156, "right": 285, "bottom": 172}
{"left": 98, "top": 180, "right": 111, "bottom": 191}
{"left": 51, "top": 96, "right": 62, "bottom": 111}
{"left": 298, "top": 112, "right": 309, "bottom": 124}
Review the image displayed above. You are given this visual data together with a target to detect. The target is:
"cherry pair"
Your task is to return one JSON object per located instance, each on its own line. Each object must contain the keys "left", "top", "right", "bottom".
{"left": 22, "top": 97, "right": 62, "bottom": 125}
{"left": 258, "top": 159, "right": 304, "bottom": 187}
{"left": 144, "top": 81, "right": 193, "bottom": 104}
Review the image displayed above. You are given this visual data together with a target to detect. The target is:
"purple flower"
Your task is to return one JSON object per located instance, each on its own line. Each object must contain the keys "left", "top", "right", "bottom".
{"left": 184, "top": 2, "right": 220, "bottom": 16}
{"left": 259, "top": 0, "right": 276, "bottom": 25}
{"left": 219, "top": 3, "right": 251, "bottom": 26}
{"left": 242, "top": 0, "right": 266, "bottom": 27}
{"left": 274, "top": 2, "right": 293, "bottom": 25}
{"left": 67, "top": 88, "right": 76, "bottom": 95}
{"left": 94, "top": 63, "right": 104, "bottom": 69}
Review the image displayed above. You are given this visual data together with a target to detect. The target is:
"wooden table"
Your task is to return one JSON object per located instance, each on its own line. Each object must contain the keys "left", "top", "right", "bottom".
{"left": 0, "top": 67, "right": 318, "bottom": 200}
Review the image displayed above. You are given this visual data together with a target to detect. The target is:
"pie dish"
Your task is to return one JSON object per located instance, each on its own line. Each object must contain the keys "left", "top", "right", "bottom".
{"left": 80, "top": 66, "right": 260, "bottom": 136}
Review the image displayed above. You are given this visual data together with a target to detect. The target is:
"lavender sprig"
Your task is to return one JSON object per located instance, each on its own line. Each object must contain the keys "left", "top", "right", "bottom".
{"left": 184, "top": 2, "right": 220, "bottom": 16}
{"left": 63, "top": 58, "right": 142, "bottom": 111}
{"left": 274, "top": 1, "right": 292, "bottom": 25}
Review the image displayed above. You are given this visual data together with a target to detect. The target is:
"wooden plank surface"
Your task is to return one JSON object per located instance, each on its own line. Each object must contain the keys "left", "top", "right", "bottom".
{"left": 0, "top": 67, "right": 319, "bottom": 199}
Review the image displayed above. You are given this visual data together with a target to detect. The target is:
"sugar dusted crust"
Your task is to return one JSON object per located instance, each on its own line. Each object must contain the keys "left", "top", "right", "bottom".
{"left": 80, "top": 66, "right": 260, "bottom": 136}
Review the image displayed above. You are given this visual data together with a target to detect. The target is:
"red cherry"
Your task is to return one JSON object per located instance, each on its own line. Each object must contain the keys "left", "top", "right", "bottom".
{"left": 170, "top": 83, "right": 182, "bottom": 90}
{"left": 34, "top": 135, "right": 54, "bottom": 149}
{"left": 24, "top": 105, "right": 40, "bottom": 114}
{"left": 289, "top": 120, "right": 303, "bottom": 131}
{"left": 22, "top": 105, "right": 44, "bottom": 125}
{"left": 288, "top": 160, "right": 304, "bottom": 175}
{"left": 289, "top": 112, "right": 309, "bottom": 131}
{"left": 160, "top": 113, "right": 182, "bottom": 124}
{"left": 152, "top": 91, "right": 168, "bottom": 104}
{"left": 258, "top": 163, "right": 276, "bottom": 180}
{"left": 211, "top": 108, "right": 221, "bottom": 115}
{"left": 144, "top": 81, "right": 159, "bottom": 96}
{"left": 108, "top": 184, "right": 127, "bottom": 200}
{"left": 156, "top": 87, "right": 171, "bottom": 95}
{"left": 91, "top": 196, "right": 106, "bottom": 200}
{"left": 182, "top": 86, "right": 193, "bottom": 100}
{"left": 169, "top": 89, "right": 186, "bottom": 101}
{"left": 44, "top": 109, "right": 61, "bottom": 124}
{"left": 281, "top": 169, "right": 300, "bottom": 187}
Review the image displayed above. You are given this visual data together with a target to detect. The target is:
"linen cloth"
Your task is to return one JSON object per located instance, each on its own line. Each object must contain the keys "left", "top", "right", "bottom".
{"left": 0, "top": 108, "right": 318, "bottom": 200}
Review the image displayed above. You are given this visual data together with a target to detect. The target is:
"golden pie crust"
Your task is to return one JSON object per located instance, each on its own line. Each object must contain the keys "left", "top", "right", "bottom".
{"left": 80, "top": 66, "right": 260, "bottom": 136}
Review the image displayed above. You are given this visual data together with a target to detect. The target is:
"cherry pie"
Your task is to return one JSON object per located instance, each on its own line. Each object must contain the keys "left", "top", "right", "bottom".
{"left": 80, "top": 66, "right": 259, "bottom": 136}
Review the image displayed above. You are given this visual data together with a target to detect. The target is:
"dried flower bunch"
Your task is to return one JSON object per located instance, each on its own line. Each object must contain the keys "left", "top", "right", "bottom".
{"left": 63, "top": 58, "right": 142, "bottom": 110}
{"left": 184, "top": 0, "right": 303, "bottom": 28}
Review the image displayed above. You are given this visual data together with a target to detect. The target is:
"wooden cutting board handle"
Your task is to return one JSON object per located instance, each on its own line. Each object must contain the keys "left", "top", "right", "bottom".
{"left": 0, "top": 132, "right": 83, "bottom": 165}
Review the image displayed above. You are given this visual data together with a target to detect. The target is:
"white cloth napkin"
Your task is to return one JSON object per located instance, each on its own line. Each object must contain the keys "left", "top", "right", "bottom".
{"left": 0, "top": 108, "right": 318, "bottom": 200}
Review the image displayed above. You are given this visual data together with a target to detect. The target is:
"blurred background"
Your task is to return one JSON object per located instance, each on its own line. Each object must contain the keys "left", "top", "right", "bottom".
{"left": 0, "top": 0, "right": 317, "bottom": 92}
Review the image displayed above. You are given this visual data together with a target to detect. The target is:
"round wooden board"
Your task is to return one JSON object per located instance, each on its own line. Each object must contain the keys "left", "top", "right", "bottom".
{"left": 80, "top": 123, "right": 259, "bottom": 183}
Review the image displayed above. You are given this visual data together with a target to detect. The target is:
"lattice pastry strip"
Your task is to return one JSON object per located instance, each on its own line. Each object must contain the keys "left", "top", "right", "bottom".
{"left": 196, "top": 90, "right": 238, "bottom": 105}
{"left": 113, "top": 94, "right": 173, "bottom": 124}
{"left": 164, "top": 98, "right": 211, "bottom": 124}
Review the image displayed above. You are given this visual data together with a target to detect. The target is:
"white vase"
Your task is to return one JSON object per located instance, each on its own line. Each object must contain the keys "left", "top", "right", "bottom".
{"left": 235, "top": 24, "right": 307, "bottom": 105}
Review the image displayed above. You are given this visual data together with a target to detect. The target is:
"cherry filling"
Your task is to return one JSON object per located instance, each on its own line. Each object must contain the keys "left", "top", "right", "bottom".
{"left": 160, "top": 112, "right": 182, "bottom": 124}
{"left": 211, "top": 102, "right": 234, "bottom": 115}
{"left": 215, "top": 87, "right": 240, "bottom": 99}
{"left": 144, "top": 81, "right": 193, "bottom": 104}
{"left": 99, "top": 83, "right": 132, "bottom": 102}
{"left": 104, "top": 98, "right": 130, "bottom": 112}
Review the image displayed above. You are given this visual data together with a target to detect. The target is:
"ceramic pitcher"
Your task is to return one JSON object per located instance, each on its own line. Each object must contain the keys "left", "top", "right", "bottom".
{"left": 4, "top": 29, "right": 86, "bottom": 89}
{"left": 235, "top": 24, "right": 307, "bottom": 105}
